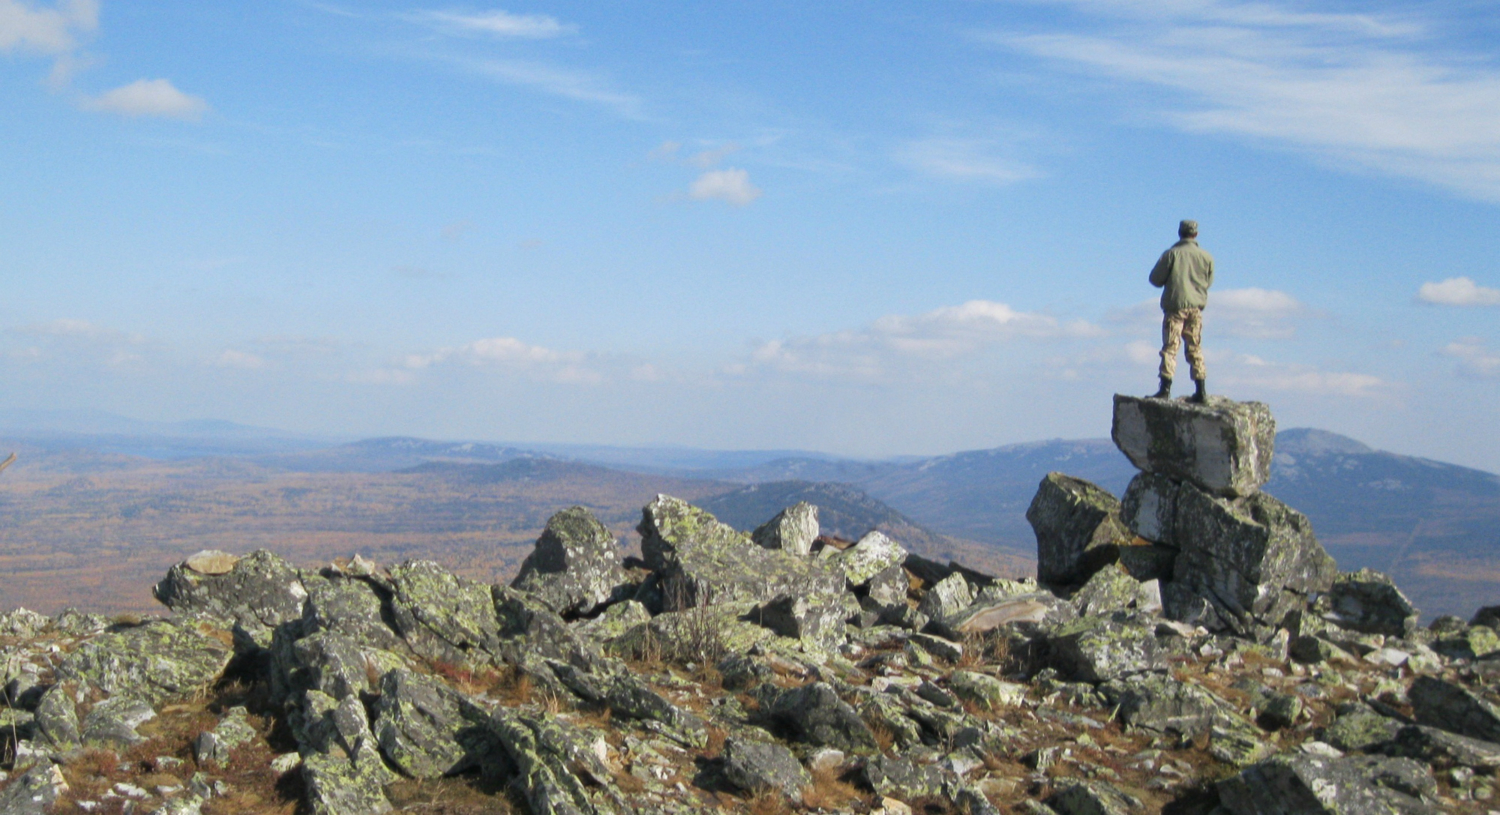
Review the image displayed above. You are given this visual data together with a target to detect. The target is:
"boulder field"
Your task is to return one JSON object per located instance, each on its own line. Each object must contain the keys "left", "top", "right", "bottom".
{"left": 0, "top": 395, "right": 1498, "bottom": 814}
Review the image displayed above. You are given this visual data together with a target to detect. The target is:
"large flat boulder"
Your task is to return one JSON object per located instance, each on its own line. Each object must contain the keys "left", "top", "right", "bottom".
{"left": 1027, "top": 473, "right": 1130, "bottom": 585}
{"left": 1112, "top": 394, "right": 1275, "bottom": 498}
{"left": 511, "top": 506, "right": 625, "bottom": 618}
{"left": 1216, "top": 753, "right": 1439, "bottom": 814}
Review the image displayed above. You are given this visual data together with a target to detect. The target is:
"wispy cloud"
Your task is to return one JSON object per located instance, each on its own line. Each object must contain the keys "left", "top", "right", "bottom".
{"left": 1224, "top": 353, "right": 1389, "bottom": 397}
{"left": 80, "top": 79, "right": 209, "bottom": 120}
{"left": 398, "top": 336, "right": 603, "bottom": 383}
{"left": 1418, "top": 277, "right": 1500, "bottom": 307}
{"left": 986, "top": 1, "right": 1500, "bottom": 200}
{"left": 1443, "top": 337, "right": 1500, "bottom": 379}
{"left": 688, "top": 168, "right": 762, "bottom": 206}
{"left": 0, "top": 0, "right": 96, "bottom": 54}
{"left": 412, "top": 9, "right": 574, "bottom": 39}
{"left": 461, "top": 57, "right": 641, "bottom": 117}
{"left": 734, "top": 300, "right": 1099, "bottom": 381}
{"left": 214, "top": 349, "right": 268, "bottom": 370}
{"left": 898, "top": 138, "right": 1039, "bottom": 185}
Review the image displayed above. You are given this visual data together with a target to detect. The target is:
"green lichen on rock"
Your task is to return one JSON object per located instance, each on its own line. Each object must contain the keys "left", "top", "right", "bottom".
{"left": 56, "top": 619, "right": 234, "bottom": 703}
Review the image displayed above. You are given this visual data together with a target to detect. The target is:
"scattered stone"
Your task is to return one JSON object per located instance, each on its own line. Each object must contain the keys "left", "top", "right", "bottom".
{"left": 1048, "top": 616, "right": 1167, "bottom": 682}
{"left": 1216, "top": 753, "right": 1439, "bottom": 814}
{"left": 1322, "top": 705, "right": 1400, "bottom": 753}
{"left": 1101, "top": 674, "right": 1238, "bottom": 737}
{"left": 1316, "top": 569, "right": 1420, "bottom": 637}
{"left": 766, "top": 682, "right": 878, "bottom": 754}
{"left": 721, "top": 737, "right": 810, "bottom": 799}
{"left": 0, "top": 760, "right": 67, "bottom": 815}
{"left": 1049, "top": 779, "right": 1143, "bottom": 815}
{"left": 917, "top": 572, "right": 974, "bottom": 621}
{"left": 947, "top": 671, "right": 1026, "bottom": 710}
{"left": 511, "top": 506, "right": 626, "bottom": 617}
{"left": 1435, "top": 626, "right": 1500, "bottom": 660}
{"left": 1028, "top": 473, "right": 1131, "bottom": 585}
{"left": 752, "top": 502, "right": 820, "bottom": 557}
{"left": 831, "top": 531, "right": 907, "bottom": 587}
{"left": 1111, "top": 394, "right": 1275, "bottom": 498}
{"left": 1409, "top": 675, "right": 1500, "bottom": 744}
{"left": 1386, "top": 724, "right": 1500, "bottom": 769}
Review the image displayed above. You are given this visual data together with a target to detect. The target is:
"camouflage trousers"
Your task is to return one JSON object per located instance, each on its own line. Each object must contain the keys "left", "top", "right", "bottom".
{"left": 1160, "top": 308, "right": 1205, "bottom": 381}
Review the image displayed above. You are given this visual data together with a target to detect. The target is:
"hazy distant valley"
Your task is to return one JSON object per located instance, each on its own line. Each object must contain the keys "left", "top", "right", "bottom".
{"left": 0, "top": 411, "right": 1495, "bottom": 620}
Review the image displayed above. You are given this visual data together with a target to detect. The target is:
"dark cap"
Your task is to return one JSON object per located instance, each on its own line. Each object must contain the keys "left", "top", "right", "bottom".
{"left": 1179, "top": 219, "right": 1198, "bottom": 237}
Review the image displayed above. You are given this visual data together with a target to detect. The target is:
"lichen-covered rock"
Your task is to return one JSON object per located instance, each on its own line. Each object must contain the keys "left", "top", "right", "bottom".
{"left": 638, "top": 495, "right": 847, "bottom": 612}
{"left": 1047, "top": 616, "right": 1166, "bottom": 683}
{"left": 193, "top": 706, "right": 257, "bottom": 763}
{"left": 1028, "top": 473, "right": 1130, "bottom": 585}
{"left": 511, "top": 506, "right": 625, "bottom": 618}
{"left": 56, "top": 619, "right": 234, "bottom": 703}
{"left": 1050, "top": 779, "right": 1143, "bottom": 815}
{"left": 753, "top": 593, "right": 857, "bottom": 650}
{"left": 917, "top": 572, "right": 974, "bottom": 620}
{"left": 80, "top": 695, "right": 156, "bottom": 748}
{"left": 930, "top": 592, "right": 1074, "bottom": 639}
{"left": 1408, "top": 676, "right": 1500, "bottom": 744}
{"left": 381, "top": 561, "right": 503, "bottom": 665}
{"left": 859, "top": 755, "right": 948, "bottom": 799}
{"left": 300, "top": 575, "right": 407, "bottom": 654}
{"left": 1216, "top": 753, "right": 1439, "bottom": 814}
{"left": 1386, "top": 724, "right": 1500, "bottom": 769}
{"left": 831, "top": 531, "right": 907, "bottom": 587}
{"left": 1322, "top": 704, "right": 1400, "bottom": 753}
{"left": 489, "top": 709, "right": 621, "bottom": 815}
{"left": 1100, "top": 674, "right": 1239, "bottom": 736}
{"left": 752, "top": 502, "right": 820, "bottom": 557}
{"left": 615, "top": 602, "right": 773, "bottom": 662}
{"left": 32, "top": 685, "right": 79, "bottom": 754}
{"left": 296, "top": 689, "right": 397, "bottom": 797}
{"left": 372, "top": 669, "right": 495, "bottom": 779}
{"left": 1168, "top": 484, "right": 1336, "bottom": 631}
{"left": 301, "top": 751, "right": 394, "bottom": 815}
{"left": 721, "top": 737, "right": 809, "bottom": 799}
{"left": 574, "top": 599, "right": 651, "bottom": 644}
{"left": 0, "top": 759, "right": 67, "bottom": 815}
{"left": 1315, "top": 569, "right": 1419, "bottom": 637}
{"left": 865, "top": 563, "right": 910, "bottom": 609}
{"left": 1112, "top": 394, "right": 1275, "bottom": 498}
{"left": 1434, "top": 626, "right": 1500, "bottom": 660}
{"left": 947, "top": 671, "right": 1026, "bottom": 710}
{"left": 1071, "top": 564, "right": 1156, "bottom": 617}
{"left": 766, "top": 682, "right": 878, "bottom": 754}
{"left": 152, "top": 549, "right": 308, "bottom": 642}
{"left": 1119, "top": 472, "right": 1180, "bottom": 545}
{"left": 0, "top": 608, "right": 51, "bottom": 639}
{"left": 274, "top": 629, "right": 409, "bottom": 703}
{"left": 546, "top": 661, "right": 706, "bottom": 747}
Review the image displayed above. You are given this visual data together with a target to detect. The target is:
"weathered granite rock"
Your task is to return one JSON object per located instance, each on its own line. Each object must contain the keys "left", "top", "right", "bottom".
{"left": 859, "top": 755, "right": 948, "bottom": 799}
{"left": 1112, "top": 394, "right": 1275, "bottom": 498}
{"left": 766, "top": 682, "right": 878, "bottom": 754}
{"left": 1408, "top": 676, "right": 1500, "bottom": 744}
{"left": 511, "top": 506, "right": 625, "bottom": 618}
{"left": 753, "top": 593, "right": 857, "bottom": 650}
{"left": 1047, "top": 616, "right": 1167, "bottom": 682}
{"left": 380, "top": 560, "right": 503, "bottom": 665}
{"left": 947, "top": 671, "right": 1026, "bottom": 710}
{"left": 372, "top": 668, "right": 495, "bottom": 779}
{"left": 917, "top": 572, "right": 974, "bottom": 620}
{"left": 0, "top": 759, "right": 67, "bottom": 815}
{"left": 152, "top": 549, "right": 308, "bottom": 642}
{"left": 1322, "top": 704, "right": 1401, "bottom": 753}
{"left": 1028, "top": 473, "right": 1130, "bottom": 584}
{"left": 752, "top": 502, "right": 820, "bottom": 557}
{"left": 1316, "top": 569, "right": 1419, "bottom": 637}
{"left": 638, "top": 495, "right": 847, "bottom": 612}
{"left": 301, "top": 751, "right": 394, "bottom": 815}
{"left": 1119, "top": 472, "right": 1180, "bottom": 545}
{"left": 1386, "top": 724, "right": 1500, "bottom": 769}
{"left": 193, "top": 706, "right": 257, "bottom": 763}
{"left": 1216, "top": 753, "right": 1439, "bottom": 814}
{"left": 296, "top": 689, "right": 398, "bottom": 804}
{"left": 300, "top": 576, "right": 407, "bottom": 655}
{"left": 865, "top": 563, "right": 910, "bottom": 608}
{"left": 1071, "top": 564, "right": 1156, "bottom": 617}
{"left": 721, "top": 737, "right": 810, "bottom": 799}
{"left": 1434, "top": 626, "right": 1500, "bottom": 660}
{"left": 489, "top": 709, "right": 621, "bottom": 815}
{"left": 1471, "top": 605, "right": 1500, "bottom": 629}
{"left": 574, "top": 599, "right": 652, "bottom": 644}
{"left": 184, "top": 549, "right": 240, "bottom": 575}
{"left": 31, "top": 686, "right": 79, "bottom": 754}
{"left": 275, "top": 629, "right": 409, "bottom": 703}
{"left": 0, "top": 608, "right": 50, "bottom": 639}
{"left": 80, "top": 695, "right": 156, "bottom": 748}
{"left": 929, "top": 591, "right": 1075, "bottom": 639}
{"left": 55, "top": 619, "right": 234, "bottom": 703}
{"left": 1168, "top": 483, "right": 1336, "bottom": 630}
{"left": 831, "top": 531, "right": 907, "bottom": 588}
{"left": 1050, "top": 779, "right": 1143, "bottom": 815}
{"left": 1100, "top": 674, "right": 1238, "bottom": 736}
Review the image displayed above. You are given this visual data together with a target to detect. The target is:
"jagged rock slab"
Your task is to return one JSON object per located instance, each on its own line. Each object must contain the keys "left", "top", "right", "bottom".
{"left": 1101, "top": 674, "right": 1239, "bottom": 737}
{"left": 80, "top": 695, "right": 155, "bottom": 748}
{"left": 1028, "top": 473, "right": 1130, "bottom": 585}
{"left": 489, "top": 710, "right": 620, "bottom": 815}
{"left": 56, "top": 619, "right": 234, "bottom": 703}
{"left": 1216, "top": 753, "right": 1440, "bottom": 814}
{"left": 1120, "top": 472, "right": 1179, "bottom": 545}
{"left": 152, "top": 549, "right": 309, "bottom": 642}
{"left": 1408, "top": 676, "right": 1500, "bottom": 744}
{"left": 1322, "top": 704, "right": 1401, "bottom": 753}
{"left": 1316, "top": 569, "right": 1419, "bottom": 637}
{"left": 1167, "top": 484, "right": 1336, "bottom": 630}
{"left": 1047, "top": 616, "right": 1167, "bottom": 682}
{"left": 0, "top": 759, "right": 67, "bottom": 815}
{"left": 380, "top": 560, "right": 504, "bottom": 665}
{"left": 1112, "top": 394, "right": 1275, "bottom": 498}
{"left": 766, "top": 682, "right": 878, "bottom": 754}
{"left": 1386, "top": 724, "right": 1500, "bottom": 769}
{"left": 830, "top": 531, "right": 907, "bottom": 588}
{"left": 753, "top": 501, "right": 820, "bottom": 557}
{"left": 638, "top": 495, "right": 847, "bottom": 612}
{"left": 372, "top": 669, "right": 496, "bottom": 779}
{"left": 511, "top": 506, "right": 625, "bottom": 618}
{"left": 929, "top": 591, "right": 1074, "bottom": 639}
{"left": 721, "top": 737, "right": 809, "bottom": 799}
{"left": 301, "top": 751, "right": 394, "bottom": 815}
{"left": 1050, "top": 779, "right": 1143, "bottom": 815}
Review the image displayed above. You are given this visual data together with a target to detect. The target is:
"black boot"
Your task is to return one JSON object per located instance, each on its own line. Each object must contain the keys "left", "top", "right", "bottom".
{"left": 1150, "top": 376, "right": 1171, "bottom": 399}
{"left": 1189, "top": 378, "right": 1207, "bottom": 404}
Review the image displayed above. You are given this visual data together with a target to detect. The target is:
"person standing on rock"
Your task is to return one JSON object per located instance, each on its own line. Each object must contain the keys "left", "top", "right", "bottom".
{"left": 1148, "top": 219, "right": 1214, "bottom": 403}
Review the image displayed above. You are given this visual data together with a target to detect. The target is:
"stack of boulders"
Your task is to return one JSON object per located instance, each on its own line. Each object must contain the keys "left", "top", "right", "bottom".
{"left": 1030, "top": 394, "right": 1339, "bottom": 637}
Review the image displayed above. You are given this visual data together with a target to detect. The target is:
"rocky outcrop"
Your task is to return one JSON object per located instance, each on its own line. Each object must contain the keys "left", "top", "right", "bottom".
{"left": 152, "top": 549, "right": 309, "bottom": 644}
{"left": 511, "top": 506, "right": 626, "bottom": 617}
{"left": 752, "top": 501, "right": 820, "bottom": 557}
{"left": 1027, "top": 473, "right": 1130, "bottom": 585}
{"left": 1111, "top": 394, "right": 1275, "bottom": 497}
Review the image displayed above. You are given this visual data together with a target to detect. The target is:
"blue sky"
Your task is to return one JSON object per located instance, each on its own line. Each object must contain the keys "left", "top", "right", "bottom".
{"left": 3, "top": 0, "right": 1499, "bottom": 469}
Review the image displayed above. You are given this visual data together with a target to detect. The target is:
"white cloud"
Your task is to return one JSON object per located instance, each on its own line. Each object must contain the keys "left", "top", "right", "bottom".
{"left": 214, "top": 349, "right": 267, "bottom": 370}
{"left": 989, "top": 1, "right": 1500, "bottom": 200}
{"left": 687, "top": 143, "right": 739, "bottom": 169}
{"left": 1418, "top": 277, "right": 1500, "bottom": 307}
{"left": 688, "top": 168, "right": 762, "bottom": 206}
{"left": 739, "top": 300, "right": 1099, "bottom": 380}
{"left": 1442, "top": 337, "right": 1500, "bottom": 379}
{"left": 0, "top": 0, "right": 96, "bottom": 54}
{"left": 899, "top": 138, "right": 1039, "bottom": 185}
{"left": 1222, "top": 353, "right": 1388, "bottom": 397}
{"left": 80, "top": 79, "right": 209, "bottom": 120}
{"left": 399, "top": 336, "right": 602, "bottom": 383}
{"left": 415, "top": 9, "right": 573, "bottom": 39}
{"left": 11, "top": 318, "right": 144, "bottom": 343}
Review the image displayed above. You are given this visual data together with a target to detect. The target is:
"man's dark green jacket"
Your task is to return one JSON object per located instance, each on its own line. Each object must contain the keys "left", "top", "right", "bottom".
{"left": 1150, "top": 238, "right": 1215, "bottom": 311}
